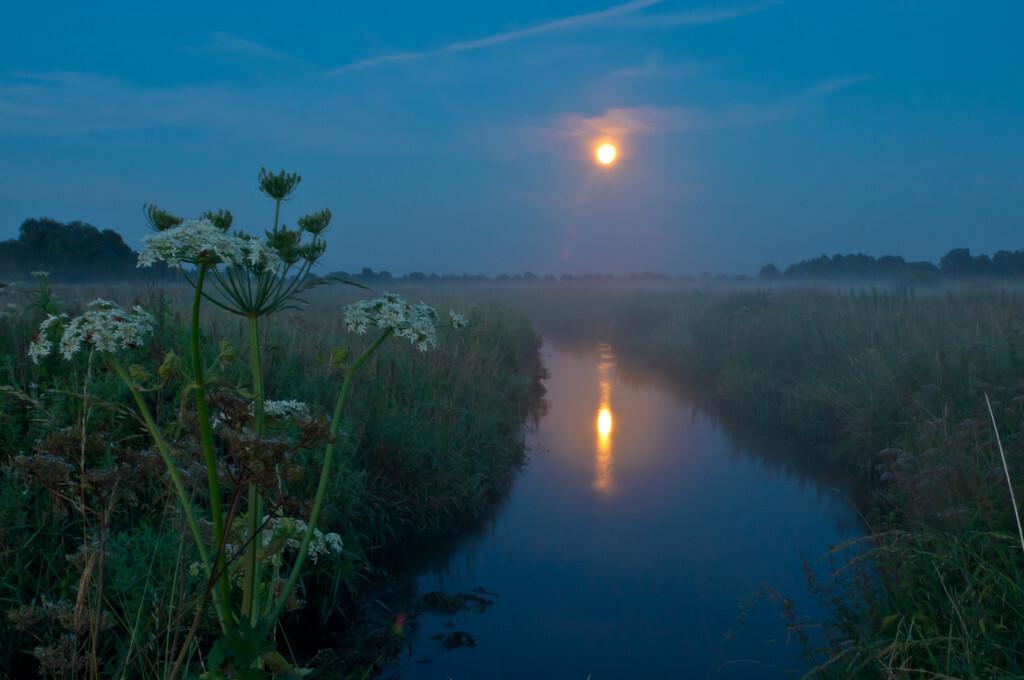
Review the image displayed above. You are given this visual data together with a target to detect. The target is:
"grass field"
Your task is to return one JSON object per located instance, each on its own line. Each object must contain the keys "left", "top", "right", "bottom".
{"left": 4, "top": 277, "right": 1023, "bottom": 678}
{"left": 0, "top": 279, "right": 542, "bottom": 678}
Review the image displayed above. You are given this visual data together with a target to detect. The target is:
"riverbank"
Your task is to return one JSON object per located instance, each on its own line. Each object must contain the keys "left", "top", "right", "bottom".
{"left": 0, "top": 283, "right": 543, "bottom": 677}
{"left": 512, "top": 284, "right": 1024, "bottom": 678}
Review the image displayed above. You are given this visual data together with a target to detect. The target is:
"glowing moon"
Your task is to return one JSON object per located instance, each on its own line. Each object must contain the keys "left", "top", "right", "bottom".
{"left": 595, "top": 142, "right": 618, "bottom": 166}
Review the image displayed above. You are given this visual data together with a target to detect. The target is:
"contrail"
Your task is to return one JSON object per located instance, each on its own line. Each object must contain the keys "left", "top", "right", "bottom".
{"left": 329, "top": 0, "right": 663, "bottom": 75}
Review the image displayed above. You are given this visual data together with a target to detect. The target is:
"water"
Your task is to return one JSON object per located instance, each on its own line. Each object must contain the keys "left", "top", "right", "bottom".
{"left": 391, "top": 342, "right": 862, "bottom": 679}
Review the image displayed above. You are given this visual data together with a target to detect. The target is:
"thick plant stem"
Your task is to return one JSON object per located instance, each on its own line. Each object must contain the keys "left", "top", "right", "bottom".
{"left": 109, "top": 360, "right": 227, "bottom": 631}
{"left": 267, "top": 329, "right": 391, "bottom": 626}
{"left": 191, "top": 265, "right": 233, "bottom": 627}
{"left": 111, "top": 361, "right": 209, "bottom": 570}
{"left": 242, "top": 315, "right": 265, "bottom": 624}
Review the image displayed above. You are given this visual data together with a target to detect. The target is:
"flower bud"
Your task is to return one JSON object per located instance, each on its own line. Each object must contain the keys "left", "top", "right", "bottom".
{"left": 297, "top": 209, "right": 332, "bottom": 235}
{"left": 144, "top": 203, "right": 183, "bottom": 232}
{"left": 201, "top": 209, "right": 233, "bottom": 231}
{"left": 258, "top": 167, "right": 302, "bottom": 201}
{"left": 265, "top": 228, "right": 303, "bottom": 266}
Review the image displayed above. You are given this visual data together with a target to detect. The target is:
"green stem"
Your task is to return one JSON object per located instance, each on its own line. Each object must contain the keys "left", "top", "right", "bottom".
{"left": 248, "top": 316, "right": 266, "bottom": 444}
{"left": 267, "top": 329, "right": 392, "bottom": 626}
{"left": 242, "top": 315, "right": 265, "bottom": 624}
{"left": 191, "top": 265, "right": 233, "bottom": 628}
{"left": 109, "top": 359, "right": 226, "bottom": 632}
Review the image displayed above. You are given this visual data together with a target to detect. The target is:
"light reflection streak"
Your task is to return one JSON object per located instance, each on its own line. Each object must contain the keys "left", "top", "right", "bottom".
{"left": 594, "top": 343, "right": 616, "bottom": 495}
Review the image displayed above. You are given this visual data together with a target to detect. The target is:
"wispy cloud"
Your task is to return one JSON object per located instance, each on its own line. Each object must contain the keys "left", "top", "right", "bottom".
{"left": 0, "top": 70, "right": 390, "bottom": 152}
{"left": 330, "top": 0, "right": 663, "bottom": 75}
{"left": 602, "top": 59, "right": 705, "bottom": 82}
{"left": 190, "top": 32, "right": 298, "bottom": 63}
{"left": 330, "top": 0, "right": 783, "bottom": 75}
{"left": 812, "top": 73, "right": 876, "bottom": 94}
{"left": 617, "top": 0, "right": 783, "bottom": 27}
{"left": 533, "top": 73, "right": 874, "bottom": 149}
{"left": 556, "top": 106, "right": 700, "bottom": 139}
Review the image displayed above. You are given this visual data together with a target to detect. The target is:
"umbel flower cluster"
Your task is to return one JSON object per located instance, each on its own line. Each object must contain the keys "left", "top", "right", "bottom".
{"left": 448, "top": 310, "right": 468, "bottom": 329}
{"left": 344, "top": 293, "right": 468, "bottom": 352}
{"left": 29, "top": 299, "right": 155, "bottom": 363}
{"left": 261, "top": 399, "right": 311, "bottom": 420}
{"left": 261, "top": 515, "right": 343, "bottom": 565}
{"left": 138, "top": 218, "right": 282, "bottom": 271}
{"left": 220, "top": 516, "right": 343, "bottom": 571}
{"left": 19, "top": 169, "right": 473, "bottom": 677}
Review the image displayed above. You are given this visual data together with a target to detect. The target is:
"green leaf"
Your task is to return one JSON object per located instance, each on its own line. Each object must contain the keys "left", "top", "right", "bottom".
{"left": 158, "top": 351, "right": 181, "bottom": 381}
{"left": 329, "top": 346, "right": 349, "bottom": 369}
{"left": 207, "top": 620, "right": 275, "bottom": 675}
{"left": 129, "top": 364, "right": 151, "bottom": 383}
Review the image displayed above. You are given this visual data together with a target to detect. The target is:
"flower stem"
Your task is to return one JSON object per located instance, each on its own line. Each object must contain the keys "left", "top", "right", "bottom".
{"left": 242, "top": 315, "right": 265, "bottom": 624}
{"left": 267, "top": 328, "right": 392, "bottom": 626}
{"left": 191, "top": 264, "right": 233, "bottom": 628}
{"left": 109, "top": 358, "right": 226, "bottom": 631}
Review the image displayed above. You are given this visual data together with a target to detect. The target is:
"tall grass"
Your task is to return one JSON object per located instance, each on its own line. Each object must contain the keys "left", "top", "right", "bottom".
{"left": 509, "top": 283, "right": 1024, "bottom": 677}
{"left": 0, "top": 280, "right": 542, "bottom": 678}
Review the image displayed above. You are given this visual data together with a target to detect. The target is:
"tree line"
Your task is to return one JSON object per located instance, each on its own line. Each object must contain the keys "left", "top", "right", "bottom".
{"left": 0, "top": 217, "right": 172, "bottom": 283}
{"left": 3, "top": 217, "right": 1023, "bottom": 284}
{"left": 759, "top": 248, "right": 1024, "bottom": 283}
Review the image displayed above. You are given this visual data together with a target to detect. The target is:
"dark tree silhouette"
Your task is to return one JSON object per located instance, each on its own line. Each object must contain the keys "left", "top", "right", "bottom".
{"left": 0, "top": 218, "right": 171, "bottom": 282}
{"left": 757, "top": 247, "right": 1024, "bottom": 283}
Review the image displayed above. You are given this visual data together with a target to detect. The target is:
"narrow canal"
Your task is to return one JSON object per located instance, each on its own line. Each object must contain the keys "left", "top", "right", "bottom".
{"left": 393, "top": 341, "right": 862, "bottom": 678}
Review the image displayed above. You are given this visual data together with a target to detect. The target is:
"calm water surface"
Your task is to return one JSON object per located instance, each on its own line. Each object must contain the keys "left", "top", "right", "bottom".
{"left": 392, "top": 342, "right": 862, "bottom": 679}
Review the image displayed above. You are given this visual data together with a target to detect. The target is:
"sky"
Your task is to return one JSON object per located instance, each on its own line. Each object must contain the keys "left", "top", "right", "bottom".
{"left": 1, "top": 0, "right": 1022, "bottom": 276}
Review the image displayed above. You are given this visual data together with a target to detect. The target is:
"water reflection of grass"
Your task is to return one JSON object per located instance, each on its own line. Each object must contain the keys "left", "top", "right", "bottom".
{"left": 513, "top": 284, "right": 1024, "bottom": 678}
{"left": 545, "top": 333, "right": 865, "bottom": 504}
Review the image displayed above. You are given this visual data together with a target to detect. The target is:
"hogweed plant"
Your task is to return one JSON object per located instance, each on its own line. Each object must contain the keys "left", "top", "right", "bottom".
{"left": 26, "top": 169, "right": 467, "bottom": 678}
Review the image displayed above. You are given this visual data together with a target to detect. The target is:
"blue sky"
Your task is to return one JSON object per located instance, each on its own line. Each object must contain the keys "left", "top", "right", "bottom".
{"left": 1, "top": 0, "right": 1021, "bottom": 275}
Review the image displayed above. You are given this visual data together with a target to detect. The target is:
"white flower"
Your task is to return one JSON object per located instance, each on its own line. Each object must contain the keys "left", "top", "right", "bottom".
{"left": 324, "top": 532, "right": 344, "bottom": 555}
{"left": 448, "top": 310, "right": 468, "bottom": 329}
{"left": 29, "top": 300, "right": 155, "bottom": 363}
{"left": 31, "top": 271, "right": 50, "bottom": 278}
{"left": 344, "top": 293, "right": 439, "bottom": 351}
{"left": 28, "top": 313, "right": 67, "bottom": 363}
{"left": 260, "top": 399, "right": 311, "bottom": 420}
{"left": 259, "top": 516, "right": 343, "bottom": 565}
{"left": 138, "top": 218, "right": 282, "bottom": 271}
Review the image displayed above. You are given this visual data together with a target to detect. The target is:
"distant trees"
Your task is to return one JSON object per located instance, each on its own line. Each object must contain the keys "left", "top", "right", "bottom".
{"left": 759, "top": 248, "right": 1024, "bottom": 283}
{"left": 774, "top": 253, "right": 934, "bottom": 282}
{"left": 6, "top": 216, "right": 1023, "bottom": 286}
{"left": 935, "top": 247, "right": 1024, "bottom": 278}
{"left": 0, "top": 217, "right": 171, "bottom": 282}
